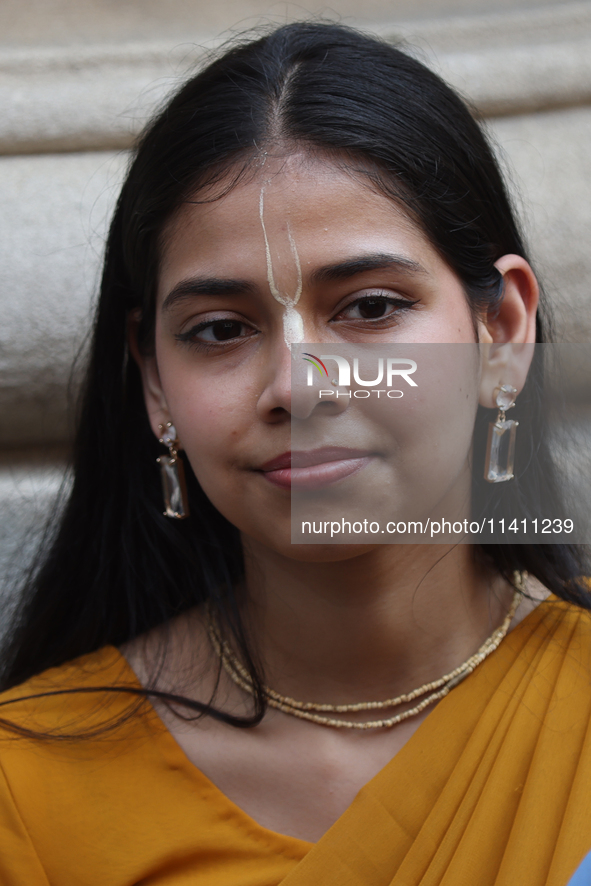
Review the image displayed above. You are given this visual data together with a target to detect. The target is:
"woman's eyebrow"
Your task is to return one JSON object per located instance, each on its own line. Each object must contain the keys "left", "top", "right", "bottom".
{"left": 162, "top": 277, "right": 256, "bottom": 311}
{"left": 310, "top": 253, "right": 428, "bottom": 285}
{"left": 162, "top": 253, "right": 427, "bottom": 311}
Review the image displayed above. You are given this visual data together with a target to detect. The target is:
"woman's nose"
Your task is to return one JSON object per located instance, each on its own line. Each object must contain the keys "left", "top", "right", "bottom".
{"left": 256, "top": 344, "right": 351, "bottom": 421}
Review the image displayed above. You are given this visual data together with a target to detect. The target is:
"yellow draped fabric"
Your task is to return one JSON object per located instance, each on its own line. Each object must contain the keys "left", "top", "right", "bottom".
{"left": 1, "top": 596, "right": 591, "bottom": 885}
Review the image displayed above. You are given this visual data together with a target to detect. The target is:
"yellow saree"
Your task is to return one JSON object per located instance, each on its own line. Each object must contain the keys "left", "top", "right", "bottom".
{"left": 0, "top": 595, "right": 590, "bottom": 885}
{"left": 281, "top": 596, "right": 591, "bottom": 885}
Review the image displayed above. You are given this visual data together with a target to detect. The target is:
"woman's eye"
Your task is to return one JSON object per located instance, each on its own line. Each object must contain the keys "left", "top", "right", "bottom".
{"left": 176, "top": 318, "right": 256, "bottom": 346}
{"left": 337, "top": 295, "right": 415, "bottom": 322}
{"left": 199, "top": 320, "right": 248, "bottom": 342}
{"left": 354, "top": 298, "right": 391, "bottom": 319}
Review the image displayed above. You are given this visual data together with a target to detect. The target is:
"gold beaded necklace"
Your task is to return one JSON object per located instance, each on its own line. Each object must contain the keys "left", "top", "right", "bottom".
{"left": 207, "top": 583, "right": 522, "bottom": 730}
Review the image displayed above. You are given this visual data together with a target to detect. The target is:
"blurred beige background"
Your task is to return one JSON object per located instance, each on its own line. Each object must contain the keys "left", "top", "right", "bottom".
{"left": 1, "top": 0, "right": 591, "bottom": 578}
{"left": 0, "top": 0, "right": 580, "bottom": 45}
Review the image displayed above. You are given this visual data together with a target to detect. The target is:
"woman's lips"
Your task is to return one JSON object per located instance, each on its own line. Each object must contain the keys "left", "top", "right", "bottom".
{"left": 259, "top": 448, "right": 372, "bottom": 490}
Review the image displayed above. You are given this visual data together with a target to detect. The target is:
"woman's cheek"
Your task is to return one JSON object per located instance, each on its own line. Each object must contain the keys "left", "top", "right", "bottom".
{"left": 171, "top": 385, "right": 238, "bottom": 454}
{"left": 163, "top": 369, "right": 250, "bottom": 471}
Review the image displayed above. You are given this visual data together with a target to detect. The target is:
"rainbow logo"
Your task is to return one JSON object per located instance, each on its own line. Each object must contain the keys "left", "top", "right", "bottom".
{"left": 302, "top": 352, "right": 329, "bottom": 377}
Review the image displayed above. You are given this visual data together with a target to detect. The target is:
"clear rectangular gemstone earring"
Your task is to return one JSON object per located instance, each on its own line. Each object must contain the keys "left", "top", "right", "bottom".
{"left": 157, "top": 422, "right": 190, "bottom": 518}
{"left": 484, "top": 385, "right": 518, "bottom": 483}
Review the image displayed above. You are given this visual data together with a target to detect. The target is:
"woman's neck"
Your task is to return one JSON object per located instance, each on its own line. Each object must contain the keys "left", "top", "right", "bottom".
{"left": 240, "top": 541, "right": 514, "bottom": 706}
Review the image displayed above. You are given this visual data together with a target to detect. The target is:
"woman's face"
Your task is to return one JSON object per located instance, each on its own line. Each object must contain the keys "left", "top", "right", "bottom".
{"left": 140, "top": 153, "right": 497, "bottom": 557}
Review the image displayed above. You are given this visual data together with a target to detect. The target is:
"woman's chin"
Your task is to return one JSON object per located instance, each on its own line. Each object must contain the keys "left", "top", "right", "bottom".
{"left": 240, "top": 529, "right": 379, "bottom": 562}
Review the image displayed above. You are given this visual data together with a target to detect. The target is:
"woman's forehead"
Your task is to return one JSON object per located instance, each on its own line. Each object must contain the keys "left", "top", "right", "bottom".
{"left": 170, "top": 152, "right": 393, "bottom": 223}
{"left": 158, "top": 153, "right": 432, "bottom": 282}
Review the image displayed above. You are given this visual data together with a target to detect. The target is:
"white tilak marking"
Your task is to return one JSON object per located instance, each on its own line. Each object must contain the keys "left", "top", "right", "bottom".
{"left": 259, "top": 187, "right": 304, "bottom": 346}
{"left": 286, "top": 224, "right": 303, "bottom": 306}
{"left": 282, "top": 303, "right": 304, "bottom": 345}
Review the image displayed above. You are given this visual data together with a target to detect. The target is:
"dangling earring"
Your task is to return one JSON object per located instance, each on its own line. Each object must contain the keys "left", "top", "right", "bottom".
{"left": 157, "top": 422, "right": 190, "bottom": 518}
{"left": 484, "top": 385, "right": 519, "bottom": 483}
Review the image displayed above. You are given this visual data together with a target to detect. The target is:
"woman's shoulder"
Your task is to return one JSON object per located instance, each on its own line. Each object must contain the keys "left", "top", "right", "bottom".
{"left": 0, "top": 646, "right": 164, "bottom": 835}
{"left": 0, "top": 647, "right": 221, "bottom": 885}
{"left": 502, "top": 592, "right": 591, "bottom": 720}
{"left": 0, "top": 645, "right": 147, "bottom": 744}
{"left": 515, "top": 589, "right": 591, "bottom": 647}
{"left": 533, "top": 589, "right": 591, "bottom": 628}
{"left": 2, "top": 644, "right": 131, "bottom": 689}
{"left": 502, "top": 576, "right": 591, "bottom": 666}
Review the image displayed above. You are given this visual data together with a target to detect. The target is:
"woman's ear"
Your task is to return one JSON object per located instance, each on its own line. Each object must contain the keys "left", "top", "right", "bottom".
{"left": 478, "top": 254, "right": 539, "bottom": 346}
{"left": 127, "top": 310, "right": 171, "bottom": 438}
{"left": 478, "top": 255, "right": 539, "bottom": 408}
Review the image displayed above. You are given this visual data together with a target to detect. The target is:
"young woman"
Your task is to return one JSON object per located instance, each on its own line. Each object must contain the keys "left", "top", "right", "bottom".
{"left": 0, "top": 21, "right": 589, "bottom": 886}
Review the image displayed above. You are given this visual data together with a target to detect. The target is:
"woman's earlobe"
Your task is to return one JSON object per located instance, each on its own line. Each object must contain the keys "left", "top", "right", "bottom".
{"left": 478, "top": 341, "right": 535, "bottom": 409}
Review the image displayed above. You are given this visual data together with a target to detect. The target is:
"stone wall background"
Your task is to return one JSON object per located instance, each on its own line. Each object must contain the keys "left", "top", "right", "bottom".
{"left": 1, "top": 0, "right": 591, "bottom": 588}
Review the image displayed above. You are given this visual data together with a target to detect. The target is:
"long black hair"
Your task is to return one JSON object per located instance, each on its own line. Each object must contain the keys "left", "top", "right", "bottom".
{"left": 1, "top": 22, "right": 588, "bottom": 722}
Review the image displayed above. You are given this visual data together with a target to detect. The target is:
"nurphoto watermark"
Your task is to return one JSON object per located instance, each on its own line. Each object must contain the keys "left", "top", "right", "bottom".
{"left": 289, "top": 343, "right": 591, "bottom": 544}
